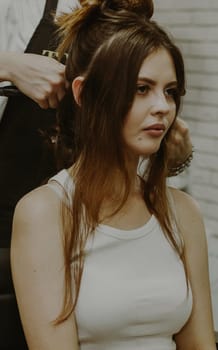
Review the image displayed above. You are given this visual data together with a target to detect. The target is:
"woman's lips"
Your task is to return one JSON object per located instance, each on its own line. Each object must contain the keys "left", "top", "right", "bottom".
{"left": 143, "top": 123, "right": 166, "bottom": 137}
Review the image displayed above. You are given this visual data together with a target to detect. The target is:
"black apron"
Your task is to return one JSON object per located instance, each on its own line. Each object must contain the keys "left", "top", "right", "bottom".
{"left": 0, "top": 1, "right": 59, "bottom": 348}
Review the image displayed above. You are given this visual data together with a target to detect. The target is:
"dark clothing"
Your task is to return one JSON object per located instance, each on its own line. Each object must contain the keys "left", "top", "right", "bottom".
{"left": 0, "top": 0, "right": 58, "bottom": 348}
{"left": 0, "top": 0, "right": 58, "bottom": 248}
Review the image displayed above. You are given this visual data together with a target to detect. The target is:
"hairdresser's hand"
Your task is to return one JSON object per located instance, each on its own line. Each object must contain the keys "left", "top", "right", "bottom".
{"left": 166, "top": 117, "right": 193, "bottom": 170}
{"left": 0, "top": 52, "right": 67, "bottom": 109}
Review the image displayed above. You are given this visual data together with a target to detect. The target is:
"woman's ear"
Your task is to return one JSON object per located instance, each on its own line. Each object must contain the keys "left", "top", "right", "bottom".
{"left": 72, "top": 76, "right": 84, "bottom": 105}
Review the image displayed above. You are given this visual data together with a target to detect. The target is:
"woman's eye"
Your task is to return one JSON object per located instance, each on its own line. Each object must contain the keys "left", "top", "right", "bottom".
{"left": 136, "top": 84, "right": 150, "bottom": 95}
{"left": 165, "top": 87, "right": 179, "bottom": 99}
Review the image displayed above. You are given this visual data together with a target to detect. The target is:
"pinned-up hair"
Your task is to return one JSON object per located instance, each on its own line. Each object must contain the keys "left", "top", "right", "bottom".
{"left": 53, "top": 0, "right": 187, "bottom": 324}
{"left": 80, "top": 0, "right": 154, "bottom": 17}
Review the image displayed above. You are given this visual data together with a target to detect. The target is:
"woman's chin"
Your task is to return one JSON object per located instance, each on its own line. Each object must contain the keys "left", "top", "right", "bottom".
{"left": 138, "top": 144, "right": 161, "bottom": 157}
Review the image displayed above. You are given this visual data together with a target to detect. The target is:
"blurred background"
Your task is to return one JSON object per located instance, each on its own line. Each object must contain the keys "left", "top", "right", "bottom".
{"left": 153, "top": 0, "right": 218, "bottom": 338}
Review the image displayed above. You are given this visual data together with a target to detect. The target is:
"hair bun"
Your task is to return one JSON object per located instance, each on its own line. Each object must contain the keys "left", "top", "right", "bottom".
{"left": 80, "top": 0, "right": 153, "bottom": 19}
{"left": 103, "top": 0, "right": 154, "bottom": 19}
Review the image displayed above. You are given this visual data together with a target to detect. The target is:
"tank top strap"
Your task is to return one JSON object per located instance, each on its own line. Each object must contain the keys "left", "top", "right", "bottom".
{"left": 166, "top": 187, "right": 184, "bottom": 251}
{"left": 46, "top": 169, "right": 74, "bottom": 206}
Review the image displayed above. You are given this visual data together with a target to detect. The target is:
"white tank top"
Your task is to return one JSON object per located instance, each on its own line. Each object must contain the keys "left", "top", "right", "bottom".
{"left": 48, "top": 169, "right": 193, "bottom": 350}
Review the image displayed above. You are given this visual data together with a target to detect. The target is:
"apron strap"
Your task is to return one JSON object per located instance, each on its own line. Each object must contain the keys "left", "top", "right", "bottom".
{"left": 43, "top": 0, "right": 59, "bottom": 19}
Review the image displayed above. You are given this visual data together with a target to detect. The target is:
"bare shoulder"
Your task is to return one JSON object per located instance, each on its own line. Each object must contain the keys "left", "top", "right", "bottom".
{"left": 14, "top": 184, "right": 61, "bottom": 218}
{"left": 168, "top": 186, "right": 205, "bottom": 243}
{"left": 168, "top": 186, "right": 203, "bottom": 221}
{"left": 12, "top": 184, "right": 62, "bottom": 244}
{"left": 11, "top": 184, "right": 65, "bottom": 283}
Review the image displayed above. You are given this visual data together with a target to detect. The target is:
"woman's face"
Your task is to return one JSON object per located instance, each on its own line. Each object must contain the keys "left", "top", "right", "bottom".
{"left": 122, "top": 47, "right": 178, "bottom": 158}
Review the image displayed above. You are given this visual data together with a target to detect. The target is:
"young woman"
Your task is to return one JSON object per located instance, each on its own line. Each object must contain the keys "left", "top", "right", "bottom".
{"left": 11, "top": 0, "right": 216, "bottom": 349}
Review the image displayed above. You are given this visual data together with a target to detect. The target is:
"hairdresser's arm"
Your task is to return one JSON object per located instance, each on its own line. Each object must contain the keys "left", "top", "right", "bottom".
{"left": 0, "top": 52, "right": 66, "bottom": 109}
{"left": 11, "top": 187, "right": 79, "bottom": 350}
{"left": 166, "top": 118, "right": 193, "bottom": 175}
{"left": 170, "top": 188, "right": 216, "bottom": 350}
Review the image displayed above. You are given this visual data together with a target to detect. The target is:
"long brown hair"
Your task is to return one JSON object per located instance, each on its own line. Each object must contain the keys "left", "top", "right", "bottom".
{"left": 54, "top": 0, "right": 186, "bottom": 324}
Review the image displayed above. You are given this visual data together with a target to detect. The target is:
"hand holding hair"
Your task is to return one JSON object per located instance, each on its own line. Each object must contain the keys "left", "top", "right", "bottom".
{"left": 166, "top": 118, "right": 193, "bottom": 176}
{"left": 0, "top": 52, "right": 66, "bottom": 109}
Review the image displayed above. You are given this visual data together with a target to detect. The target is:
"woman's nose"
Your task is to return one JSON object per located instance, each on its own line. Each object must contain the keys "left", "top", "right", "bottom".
{"left": 151, "top": 92, "right": 170, "bottom": 115}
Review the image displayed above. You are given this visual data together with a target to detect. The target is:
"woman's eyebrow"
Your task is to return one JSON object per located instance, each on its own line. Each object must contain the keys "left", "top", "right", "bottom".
{"left": 137, "top": 77, "right": 178, "bottom": 87}
{"left": 137, "top": 77, "right": 156, "bottom": 85}
{"left": 165, "top": 81, "right": 178, "bottom": 88}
